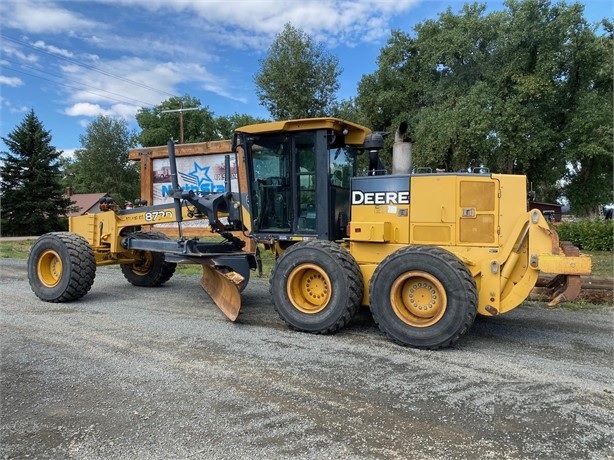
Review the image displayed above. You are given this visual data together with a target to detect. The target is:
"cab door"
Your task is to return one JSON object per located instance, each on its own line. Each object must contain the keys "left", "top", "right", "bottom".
{"left": 249, "top": 135, "right": 292, "bottom": 232}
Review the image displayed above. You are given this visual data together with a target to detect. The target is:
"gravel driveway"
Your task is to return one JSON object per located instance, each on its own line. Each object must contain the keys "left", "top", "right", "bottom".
{"left": 1, "top": 258, "right": 613, "bottom": 459}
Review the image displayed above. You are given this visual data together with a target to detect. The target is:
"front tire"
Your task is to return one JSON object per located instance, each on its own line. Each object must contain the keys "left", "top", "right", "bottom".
{"left": 370, "top": 246, "right": 477, "bottom": 349}
{"left": 270, "top": 240, "right": 362, "bottom": 334}
{"left": 120, "top": 231, "right": 176, "bottom": 287}
{"left": 27, "top": 232, "right": 96, "bottom": 302}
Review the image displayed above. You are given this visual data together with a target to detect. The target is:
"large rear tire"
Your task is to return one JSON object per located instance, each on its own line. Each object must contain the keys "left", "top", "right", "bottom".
{"left": 27, "top": 232, "right": 96, "bottom": 302}
{"left": 120, "top": 231, "right": 176, "bottom": 287}
{"left": 270, "top": 240, "right": 362, "bottom": 334}
{"left": 370, "top": 246, "right": 477, "bottom": 349}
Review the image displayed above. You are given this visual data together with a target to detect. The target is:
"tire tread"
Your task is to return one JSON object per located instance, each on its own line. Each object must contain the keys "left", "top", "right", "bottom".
{"left": 370, "top": 245, "right": 477, "bottom": 349}
{"left": 28, "top": 231, "right": 96, "bottom": 302}
{"left": 270, "top": 240, "right": 362, "bottom": 334}
{"left": 120, "top": 231, "right": 177, "bottom": 287}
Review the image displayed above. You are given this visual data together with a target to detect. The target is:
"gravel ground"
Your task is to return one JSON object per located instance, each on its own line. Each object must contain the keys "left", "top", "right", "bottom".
{"left": 1, "top": 258, "right": 613, "bottom": 460}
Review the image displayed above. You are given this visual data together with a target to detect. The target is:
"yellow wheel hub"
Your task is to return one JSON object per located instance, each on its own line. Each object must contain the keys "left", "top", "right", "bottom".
{"left": 390, "top": 271, "right": 447, "bottom": 327}
{"left": 37, "top": 249, "right": 63, "bottom": 288}
{"left": 287, "top": 263, "right": 332, "bottom": 314}
{"left": 130, "top": 252, "right": 154, "bottom": 275}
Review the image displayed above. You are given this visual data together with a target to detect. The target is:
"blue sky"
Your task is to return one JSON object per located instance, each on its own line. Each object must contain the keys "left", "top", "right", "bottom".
{"left": 0, "top": 0, "right": 611, "bottom": 157}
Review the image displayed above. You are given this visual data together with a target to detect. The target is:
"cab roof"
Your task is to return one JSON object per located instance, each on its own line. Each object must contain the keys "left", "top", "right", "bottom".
{"left": 235, "top": 117, "right": 372, "bottom": 146}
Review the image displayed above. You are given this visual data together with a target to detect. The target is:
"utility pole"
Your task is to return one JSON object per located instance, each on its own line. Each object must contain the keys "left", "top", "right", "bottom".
{"left": 160, "top": 102, "right": 199, "bottom": 144}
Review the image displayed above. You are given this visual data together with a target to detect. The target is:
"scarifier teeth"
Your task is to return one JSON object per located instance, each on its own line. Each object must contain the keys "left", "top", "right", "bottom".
{"left": 547, "top": 275, "right": 582, "bottom": 307}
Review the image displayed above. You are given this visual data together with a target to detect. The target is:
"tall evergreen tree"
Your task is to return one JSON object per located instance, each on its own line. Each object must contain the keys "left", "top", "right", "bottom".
{"left": 0, "top": 110, "right": 72, "bottom": 236}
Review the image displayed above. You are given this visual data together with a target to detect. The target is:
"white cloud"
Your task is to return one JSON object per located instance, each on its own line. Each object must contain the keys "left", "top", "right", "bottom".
{"left": 60, "top": 148, "right": 77, "bottom": 159}
{"left": 47, "top": 0, "right": 424, "bottom": 116}
{"left": 1, "top": 97, "right": 30, "bottom": 113}
{"left": 0, "top": 43, "right": 39, "bottom": 64}
{"left": 64, "top": 102, "right": 115, "bottom": 117}
{"left": 63, "top": 94, "right": 153, "bottom": 121}
{"left": 32, "top": 40, "right": 74, "bottom": 58}
{"left": 111, "top": 103, "right": 141, "bottom": 119}
{"left": 91, "top": 0, "right": 421, "bottom": 49}
{"left": 58, "top": 56, "right": 242, "bottom": 111}
{"left": 0, "top": 75, "right": 23, "bottom": 87}
{"left": 0, "top": 0, "right": 101, "bottom": 34}
{"left": 0, "top": 0, "right": 422, "bottom": 140}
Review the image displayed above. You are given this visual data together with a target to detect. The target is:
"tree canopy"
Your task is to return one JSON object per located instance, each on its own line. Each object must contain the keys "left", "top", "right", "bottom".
{"left": 356, "top": 0, "right": 612, "bottom": 214}
{"left": 135, "top": 95, "right": 217, "bottom": 147}
{"left": 0, "top": 110, "right": 72, "bottom": 235}
{"left": 136, "top": 95, "right": 268, "bottom": 147}
{"left": 67, "top": 116, "right": 140, "bottom": 206}
{"left": 254, "top": 23, "right": 342, "bottom": 119}
{"left": 213, "top": 113, "right": 270, "bottom": 140}
{"left": 3, "top": 2, "right": 610, "bottom": 218}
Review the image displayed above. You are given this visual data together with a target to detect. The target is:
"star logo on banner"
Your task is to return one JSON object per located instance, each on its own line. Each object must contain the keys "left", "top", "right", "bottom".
{"left": 180, "top": 162, "right": 213, "bottom": 188}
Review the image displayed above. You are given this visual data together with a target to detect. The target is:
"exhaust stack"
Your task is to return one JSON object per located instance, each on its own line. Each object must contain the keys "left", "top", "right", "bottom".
{"left": 392, "top": 121, "right": 412, "bottom": 175}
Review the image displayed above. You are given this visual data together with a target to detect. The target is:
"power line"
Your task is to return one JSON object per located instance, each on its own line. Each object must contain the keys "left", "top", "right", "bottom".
{"left": 3, "top": 65, "right": 158, "bottom": 108}
{"left": 1, "top": 33, "right": 180, "bottom": 99}
{"left": 2, "top": 58, "right": 159, "bottom": 108}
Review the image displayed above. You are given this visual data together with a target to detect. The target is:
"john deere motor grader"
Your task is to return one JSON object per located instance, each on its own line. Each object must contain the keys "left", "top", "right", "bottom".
{"left": 27, "top": 118, "right": 591, "bottom": 349}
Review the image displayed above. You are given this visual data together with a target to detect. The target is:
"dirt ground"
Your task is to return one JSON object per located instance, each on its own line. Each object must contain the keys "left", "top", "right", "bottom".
{"left": 574, "top": 288, "right": 614, "bottom": 304}
{"left": 1, "top": 259, "right": 613, "bottom": 459}
{"left": 531, "top": 286, "right": 613, "bottom": 305}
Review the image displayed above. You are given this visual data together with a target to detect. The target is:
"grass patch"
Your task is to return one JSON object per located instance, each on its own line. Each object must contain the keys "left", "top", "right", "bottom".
{"left": 583, "top": 251, "right": 613, "bottom": 277}
{"left": 0, "top": 239, "right": 35, "bottom": 259}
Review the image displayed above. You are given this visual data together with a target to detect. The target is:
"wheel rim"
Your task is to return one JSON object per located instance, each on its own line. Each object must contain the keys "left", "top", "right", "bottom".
{"left": 37, "top": 249, "right": 63, "bottom": 288}
{"left": 130, "top": 252, "right": 154, "bottom": 275}
{"left": 390, "top": 271, "right": 447, "bottom": 327}
{"left": 287, "top": 263, "right": 332, "bottom": 314}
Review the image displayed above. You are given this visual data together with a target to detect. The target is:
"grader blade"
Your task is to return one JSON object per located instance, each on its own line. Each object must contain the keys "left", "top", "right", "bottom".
{"left": 200, "top": 265, "right": 242, "bottom": 321}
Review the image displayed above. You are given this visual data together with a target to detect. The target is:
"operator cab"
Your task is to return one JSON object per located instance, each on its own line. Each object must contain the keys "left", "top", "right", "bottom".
{"left": 233, "top": 118, "right": 383, "bottom": 243}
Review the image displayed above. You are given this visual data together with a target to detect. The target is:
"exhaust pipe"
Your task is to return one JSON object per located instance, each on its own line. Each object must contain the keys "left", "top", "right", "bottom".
{"left": 392, "top": 121, "right": 412, "bottom": 175}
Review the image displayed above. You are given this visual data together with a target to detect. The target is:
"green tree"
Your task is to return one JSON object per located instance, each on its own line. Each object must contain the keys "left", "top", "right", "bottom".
{"left": 331, "top": 98, "right": 370, "bottom": 126}
{"left": 562, "top": 18, "right": 613, "bottom": 215}
{"left": 214, "top": 113, "right": 270, "bottom": 139}
{"left": 254, "top": 23, "right": 341, "bottom": 119}
{"left": 356, "top": 1, "right": 612, "bottom": 213}
{"left": 71, "top": 116, "right": 140, "bottom": 206}
{"left": 0, "top": 110, "right": 72, "bottom": 235}
{"left": 136, "top": 95, "right": 217, "bottom": 146}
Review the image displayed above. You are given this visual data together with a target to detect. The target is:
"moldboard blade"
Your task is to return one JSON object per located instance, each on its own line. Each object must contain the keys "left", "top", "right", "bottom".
{"left": 200, "top": 265, "right": 242, "bottom": 321}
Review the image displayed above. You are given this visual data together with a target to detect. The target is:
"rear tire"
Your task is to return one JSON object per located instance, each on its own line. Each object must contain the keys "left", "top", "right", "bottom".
{"left": 270, "top": 240, "right": 362, "bottom": 334}
{"left": 120, "top": 231, "right": 176, "bottom": 287}
{"left": 28, "top": 232, "right": 96, "bottom": 302}
{"left": 370, "top": 246, "right": 477, "bottom": 349}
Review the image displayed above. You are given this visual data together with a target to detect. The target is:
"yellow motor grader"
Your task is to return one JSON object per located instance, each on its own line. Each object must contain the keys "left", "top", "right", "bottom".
{"left": 27, "top": 118, "right": 591, "bottom": 349}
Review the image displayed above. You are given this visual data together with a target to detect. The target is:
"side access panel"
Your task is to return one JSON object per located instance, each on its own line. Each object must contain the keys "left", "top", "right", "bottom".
{"left": 409, "top": 174, "right": 502, "bottom": 247}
